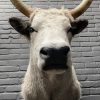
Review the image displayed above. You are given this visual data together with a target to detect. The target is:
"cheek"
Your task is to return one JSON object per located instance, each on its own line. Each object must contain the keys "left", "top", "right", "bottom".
{"left": 30, "top": 31, "right": 37, "bottom": 42}
{"left": 30, "top": 32, "right": 46, "bottom": 69}
{"left": 67, "top": 33, "right": 73, "bottom": 43}
{"left": 37, "top": 56, "right": 45, "bottom": 70}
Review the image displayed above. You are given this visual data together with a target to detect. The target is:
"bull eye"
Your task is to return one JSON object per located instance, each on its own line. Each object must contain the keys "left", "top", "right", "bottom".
{"left": 27, "top": 27, "right": 36, "bottom": 33}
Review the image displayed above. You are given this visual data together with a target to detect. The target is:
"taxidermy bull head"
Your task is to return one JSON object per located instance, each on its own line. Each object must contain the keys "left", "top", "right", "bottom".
{"left": 9, "top": 0, "right": 93, "bottom": 100}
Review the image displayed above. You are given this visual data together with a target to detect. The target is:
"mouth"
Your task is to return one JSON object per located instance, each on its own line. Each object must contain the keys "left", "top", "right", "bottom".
{"left": 43, "top": 63, "right": 68, "bottom": 71}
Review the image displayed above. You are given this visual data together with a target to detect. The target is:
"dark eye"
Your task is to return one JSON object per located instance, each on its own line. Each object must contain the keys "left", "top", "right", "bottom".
{"left": 27, "top": 26, "right": 37, "bottom": 33}
{"left": 28, "top": 27, "right": 35, "bottom": 33}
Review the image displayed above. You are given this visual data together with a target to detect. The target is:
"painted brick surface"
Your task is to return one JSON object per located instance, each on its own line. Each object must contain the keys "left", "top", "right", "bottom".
{"left": 0, "top": 0, "right": 100, "bottom": 100}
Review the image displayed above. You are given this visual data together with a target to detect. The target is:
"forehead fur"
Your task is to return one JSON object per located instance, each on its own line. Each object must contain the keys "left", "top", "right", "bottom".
{"left": 30, "top": 8, "right": 74, "bottom": 22}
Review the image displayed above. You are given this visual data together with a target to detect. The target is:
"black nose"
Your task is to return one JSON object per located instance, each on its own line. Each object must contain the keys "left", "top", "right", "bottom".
{"left": 40, "top": 46, "right": 70, "bottom": 58}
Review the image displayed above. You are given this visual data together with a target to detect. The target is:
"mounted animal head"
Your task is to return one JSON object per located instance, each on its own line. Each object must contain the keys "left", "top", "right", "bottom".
{"left": 9, "top": 0, "right": 92, "bottom": 74}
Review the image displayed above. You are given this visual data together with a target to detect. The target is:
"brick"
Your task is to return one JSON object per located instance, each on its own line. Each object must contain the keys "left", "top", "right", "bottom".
{"left": 77, "top": 75, "right": 87, "bottom": 81}
{"left": 10, "top": 38, "right": 28, "bottom": 43}
{"left": 72, "top": 52, "right": 82, "bottom": 58}
{"left": 81, "top": 16, "right": 94, "bottom": 20}
{"left": 6, "top": 85, "right": 21, "bottom": 92}
{"left": 0, "top": 5, "right": 13, "bottom": 9}
{"left": 0, "top": 49, "right": 9, "bottom": 54}
{"left": 78, "top": 74, "right": 100, "bottom": 81}
{"left": 0, "top": 61, "right": 8, "bottom": 66}
{"left": 81, "top": 52, "right": 93, "bottom": 57}
{"left": 82, "top": 88, "right": 90, "bottom": 95}
{"left": 8, "top": 71, "right": 25, "bottom": 78}
{"left": 87, "top": 23, "right": 95, "bottom": 28}
{"left": 95, "top": 23, "right": 100, "bottom": 28}
{"left": 79, "top": 32, "right": 98, "bottom": 37}
{"left": 89, "top": 37, "right": 100, "bottom": 42}
{"left": 0, "top": 78, "right": 20, "bottom": 85}
{"left": 72, "top": 57, "right": 93, "bottom": 63}
{"left": 0, "top": 66, "right": 19, "bottom": 72}
{"left": 0, "top": 86, "right": 6, "bottom": 93}
{"left": 71, "top": 47, "right": 92, "bottom": 52}
{"left": 0, "top": 34, "right": 10, "bottom": 39}
{"left": 90, "top": 88, "right": 100, "bottom": 95}
{"left": 0, "top": 39, "right": 11, "bottom": 43}
{"left": 0, "top": 54, "right": 29, "bottom": 60}
{"left": 81, "top": 81, "right": 100, "bottom": 88}
{"left": 87, "top": 75, "right": 100, "bottom": 81}
{"left": 80, "top": 42, "right": 100, "bottom": 47}
{"left": 92, "top": 56, "right": 100, "bottom": 62}
{"left": 88, "top": 28, "right": 100, "bottom": 32}
{"left": 92, "top": 46, "right": 100, "bottom": 51}
{"left": 82, "top": 88, "right": 100, "bottom": 95}
{"left": 85, "top": 12, "right": 100, "bottom": 16}
{"left": 92, "top": 8, "right": 100, "bottom": 12}
{"left": 0, "top": 21, "right": 9, "bottom": 25}
{"left": 81, "top": 95, "right": 100, "bottom": 100}
{"left": 0, "top": 44, "right": 21, "bottom": 49}
{"left": 72, "top": 37, "right": 90, "bottom": 42}
{"left": 9, "top": 49, "right": 29, "bottom": 54}
{"left": 0, "top": 93, "right": 18, "bottom": 100}
{"left": 9, "top": 34, "right": 21, "bottom": 39}
{"left": 0, "top": 43, "right": 29, "bottom": 49}
{"left": 85, "top": 62, "right": 98, "bottom": 68}
{"left": 0, "top": 71, "right": 25, "bottom": 79}
{"left": 76, "top": 68, "right": 100, "bottom": 75}
{"left": 0, "top": 73, "right": 8, "bottom": 79}
{"left": 71, "top": 42, "right": 80, "bottom": 47}
{"left": 7, "top": 59, "right": 29, "bottom": 66}
{"left": 95, "top": 62, "right": 100, "bottom": 67}
{"left": 20, "top": 65, "right": 27, "bottom": 71}
{"left": 73, "top": 63, "right": 85, "bottom": 69}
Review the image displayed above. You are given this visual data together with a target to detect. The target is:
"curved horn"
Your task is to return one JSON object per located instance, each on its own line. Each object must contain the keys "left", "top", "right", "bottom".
{"left": 70, "top": 0, "right": 93, "bottom": 18}
{"left": 10, "top": 0, "right": 33, "bottom": 17}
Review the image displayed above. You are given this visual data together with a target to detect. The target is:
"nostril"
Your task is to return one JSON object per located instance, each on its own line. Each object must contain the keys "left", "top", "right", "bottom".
{"left": 40, "top": 47, "right": 48, "bottom": 56}
{"left": 61, "top": 46, "right": 70, "bottom": 56}
{"left": 40, "top": 46, "right": 70, "bottom": 59}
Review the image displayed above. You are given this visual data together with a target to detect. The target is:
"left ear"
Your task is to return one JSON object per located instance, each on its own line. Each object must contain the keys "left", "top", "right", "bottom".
{"left": 9, "top": 17, "right": 35, "bottom": 39}
{"left": 69, "top": 19, "right": 88, "bottom": 36}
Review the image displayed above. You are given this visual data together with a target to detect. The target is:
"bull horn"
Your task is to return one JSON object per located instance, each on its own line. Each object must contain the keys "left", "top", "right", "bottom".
{"left": 10, "top": 0, "right": 33, "bottom": 17}
{"left": 70, "top": 0, "right": 93, "bottom": 18}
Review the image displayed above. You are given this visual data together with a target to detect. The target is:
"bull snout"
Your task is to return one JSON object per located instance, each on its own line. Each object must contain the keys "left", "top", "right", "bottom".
{"left": 40, "top": 46, "right": 70, "bottom": 71}
{"left": 40, "top": 46, "right": 70, "bottom": 58}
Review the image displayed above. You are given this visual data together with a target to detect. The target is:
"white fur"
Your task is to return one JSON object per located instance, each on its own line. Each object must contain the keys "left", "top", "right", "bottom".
{"left": 21, "top": 9, "right": 81, "bottom": 100}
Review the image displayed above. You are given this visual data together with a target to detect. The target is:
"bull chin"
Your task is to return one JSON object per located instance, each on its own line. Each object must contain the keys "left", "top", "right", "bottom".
{"left": 42, "top": 64, "right": 68, "bottom": 75}
{"left": 45, "top": 69, "right": 66, "bottom": 75}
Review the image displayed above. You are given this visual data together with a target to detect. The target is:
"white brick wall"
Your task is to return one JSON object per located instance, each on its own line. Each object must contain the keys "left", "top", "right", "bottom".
{"left": 0, "top": 0, "right": 100, "bottom": 100}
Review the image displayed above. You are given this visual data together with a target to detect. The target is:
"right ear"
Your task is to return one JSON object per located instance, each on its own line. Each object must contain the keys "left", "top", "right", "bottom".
{"left": 9, "top": 17, "right": 35, "bottom": 39}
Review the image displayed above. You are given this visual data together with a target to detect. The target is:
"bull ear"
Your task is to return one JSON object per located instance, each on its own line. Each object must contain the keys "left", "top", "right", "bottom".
{"left": 9, "top": 17, "right": 35, "bottom": 39}
{"left": 69, "top": 19, "right": 88, "bottom": 36}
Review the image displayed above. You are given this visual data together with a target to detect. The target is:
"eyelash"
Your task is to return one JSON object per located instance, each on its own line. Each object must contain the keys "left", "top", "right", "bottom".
{"left": 27, "top": 27, "right": 37, "bottom": 33}
{"left": 29, "top": 27, "right": 35, "bottom": 33}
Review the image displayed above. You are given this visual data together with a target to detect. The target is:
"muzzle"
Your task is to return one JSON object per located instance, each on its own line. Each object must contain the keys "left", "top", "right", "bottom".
{"left": 40, "top": 46, "right": 70, "bottom": 71}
